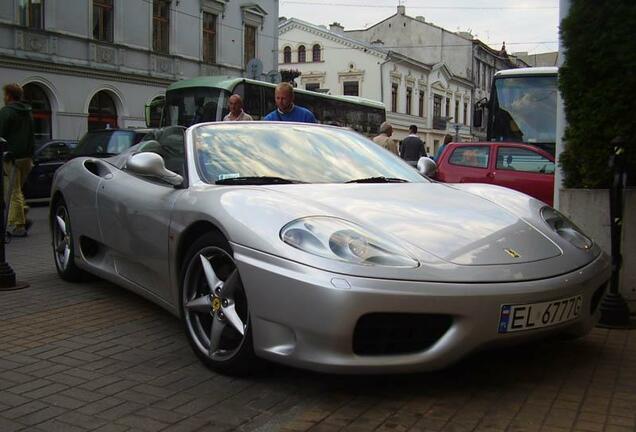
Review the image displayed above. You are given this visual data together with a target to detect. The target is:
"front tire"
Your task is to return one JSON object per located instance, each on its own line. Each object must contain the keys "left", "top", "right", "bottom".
{"left": 181, "top": 232, "right": 257, "bottom": 375}
{"left": 51, "top": 198, "right": 86, "bottom": 282}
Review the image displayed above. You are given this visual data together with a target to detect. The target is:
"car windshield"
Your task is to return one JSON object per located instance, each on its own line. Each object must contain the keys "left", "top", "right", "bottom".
{"left": 194, "top": 123, "right": 428, "bottom": 184}
{"left": 74, "top": 130, "right": 148, "bottom": 157}
{"left": 490, "top": 75, "right": 557, "bottom": 145}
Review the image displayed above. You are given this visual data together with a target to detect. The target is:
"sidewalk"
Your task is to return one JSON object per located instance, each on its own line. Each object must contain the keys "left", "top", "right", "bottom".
{"left": 1, "top": 207, "right": 635, "bottom": 432}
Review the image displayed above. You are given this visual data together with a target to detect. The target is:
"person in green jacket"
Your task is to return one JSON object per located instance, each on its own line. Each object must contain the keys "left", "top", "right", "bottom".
{"left": 0, "top": 83, "right": 35, "bottom": 237}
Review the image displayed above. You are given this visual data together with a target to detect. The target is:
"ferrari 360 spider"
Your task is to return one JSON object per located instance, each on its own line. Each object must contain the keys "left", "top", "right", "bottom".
{"left": 50, "top": 123, "right": 610, "bottom": 374}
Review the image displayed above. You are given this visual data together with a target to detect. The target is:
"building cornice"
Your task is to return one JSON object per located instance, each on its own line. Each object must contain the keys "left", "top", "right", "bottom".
{"left": 0, "top": 55, "right": 174, "bottom": 87}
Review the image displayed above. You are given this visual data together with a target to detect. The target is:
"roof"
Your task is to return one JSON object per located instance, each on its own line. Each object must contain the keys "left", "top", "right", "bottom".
{"left": 166, "top": 76, "right": 386, "bottom": 110}
{"left": 279, "top": 18, "right": 387, "bottom": 58}
{"left": 495, "top": 67, "right": 558, "bottom": 77}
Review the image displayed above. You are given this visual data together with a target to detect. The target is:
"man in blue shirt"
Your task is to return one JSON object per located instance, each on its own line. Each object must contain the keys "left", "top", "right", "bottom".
{"left": 264, "top": 82, "right": 317, "bottom": 123}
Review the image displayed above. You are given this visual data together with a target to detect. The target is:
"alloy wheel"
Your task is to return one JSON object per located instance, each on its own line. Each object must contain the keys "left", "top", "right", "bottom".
{"left": 183, "top": 247, "right": 248, "bottom": 361}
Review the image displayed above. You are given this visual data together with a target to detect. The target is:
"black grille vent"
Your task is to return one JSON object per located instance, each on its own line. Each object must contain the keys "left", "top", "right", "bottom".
{"left": 353, "top": 313, "right": 452, "bottom": 356}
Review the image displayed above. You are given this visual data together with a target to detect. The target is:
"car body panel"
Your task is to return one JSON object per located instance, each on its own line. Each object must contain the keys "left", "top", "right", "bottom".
{"left": 50, "top": 122, "right": 609, "bottom": 373}
{"left": 435, "top": 142, "right": 555, "bottom": 206}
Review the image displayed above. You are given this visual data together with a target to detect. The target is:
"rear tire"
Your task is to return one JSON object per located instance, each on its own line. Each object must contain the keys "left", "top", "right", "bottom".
{"left": 181, "top": 231, "right": 258, "bottom": 375}
{"left": 51, "top": 198, "right": 86, "bottom": 282}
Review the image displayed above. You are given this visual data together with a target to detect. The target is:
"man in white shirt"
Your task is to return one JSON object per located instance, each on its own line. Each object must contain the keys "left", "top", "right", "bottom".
{"left": 223, "top": 94, "right": 253, "bottom": 121}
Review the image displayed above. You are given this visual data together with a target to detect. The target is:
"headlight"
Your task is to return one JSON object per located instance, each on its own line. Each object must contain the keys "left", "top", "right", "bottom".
{"left": 281, "top": 217, "right": 419, "bottom": 268}
{"left": 541, "top": 207, "right": 593, "bottom": 250}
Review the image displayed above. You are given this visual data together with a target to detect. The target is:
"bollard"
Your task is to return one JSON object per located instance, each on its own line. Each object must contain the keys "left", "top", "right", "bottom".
{"left": 0, "top": 137, "right": 29, "bottom": 291}
{"left": 598, "top": 137, "right": 631, "bottom": 327}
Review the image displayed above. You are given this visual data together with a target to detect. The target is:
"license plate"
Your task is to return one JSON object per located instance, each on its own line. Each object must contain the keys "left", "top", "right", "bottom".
{"left": 498, "top": 295, "right": 583, "bottom": 333}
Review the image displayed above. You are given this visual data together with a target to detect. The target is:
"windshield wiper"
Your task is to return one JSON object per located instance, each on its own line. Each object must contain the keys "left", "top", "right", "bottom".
{"left": 215, "top": 176, "right": 305, "bottom": 185}
{"left": 346, "top": 176, "right": 409, "bottom": 184}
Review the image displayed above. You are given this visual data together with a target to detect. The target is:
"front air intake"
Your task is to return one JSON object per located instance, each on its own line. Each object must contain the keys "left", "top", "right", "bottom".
{"left": 353, "top": 313, "right": 452, "bottom": 355}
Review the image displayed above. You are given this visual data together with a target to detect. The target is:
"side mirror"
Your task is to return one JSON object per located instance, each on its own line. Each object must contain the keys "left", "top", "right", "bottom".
{"left": 473, "top": 108, "right": 483, "bottom": 128}
{"left": 126, "top": 152, "right": 183, "bottom": 186}
{"left": 417, "top": 156, "right": 437, "bottom": 177}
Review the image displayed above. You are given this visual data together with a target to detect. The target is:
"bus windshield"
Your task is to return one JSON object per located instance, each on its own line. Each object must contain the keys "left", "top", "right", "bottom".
{"left": 164, "top": 87, "right": 229, "bottom": 127}
{"left": 489, "top": 75, "right": 557, "bottom": 146}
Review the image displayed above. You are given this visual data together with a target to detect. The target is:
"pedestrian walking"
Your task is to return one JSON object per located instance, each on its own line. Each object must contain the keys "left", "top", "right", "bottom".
{"left": 264, "top": 83, "right": 317, "bottom": 123}
{"left": 223, "top": 94, "right": 253, "bottom": 121}
{"left": 0, "top": 83, "right": 35, "bottom": 237}
{"left": 434, "top": 134, "right": 453, "bottom": 161}
{"left": 399, "top": 125, "right": 426, "bottom": 166}
{"left": 373, "top": 122, "right": 398, "bottom": 155}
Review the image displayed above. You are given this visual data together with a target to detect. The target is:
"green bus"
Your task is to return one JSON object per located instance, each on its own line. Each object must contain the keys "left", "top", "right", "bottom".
{"left": 146, "top": 76, "right": 386, "bottom": 135}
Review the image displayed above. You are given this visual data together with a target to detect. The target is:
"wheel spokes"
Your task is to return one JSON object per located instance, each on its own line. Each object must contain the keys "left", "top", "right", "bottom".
{"left": 222, "top": 303, "right": 245, "bottom": 336}
{"left": 220, "top": 269, "right": 239, "bottom": 298}
{"left": 209, "top": 315, "right": 226, "bottom": 357}
{"left": 199, "top": 254, "right": 223, "bottom": 293}
{"left": 185, "top": 295, "right": 211, "bottom": 314}
{"left": 56, "top": 215, "right": 67, "bottom": 235}
{"left": 62, "top": 247, "right": 70, "bottom": 268}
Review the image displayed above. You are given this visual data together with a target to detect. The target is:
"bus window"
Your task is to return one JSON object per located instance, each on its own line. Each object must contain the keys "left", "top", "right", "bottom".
{"left": 164, "top": 87, "right": 228, "bottom": 127}
{"left": 234, "top": 83, "right": 264, "bottom": 120}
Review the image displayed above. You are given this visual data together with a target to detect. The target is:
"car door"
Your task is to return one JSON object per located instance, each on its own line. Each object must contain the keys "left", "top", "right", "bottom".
{"left": 492, "top": 145, "right": 555, "bottom": 205}
{"left": 24, "top": 142, "right": 70, "bottom": 199}
{"left": 440, "top": 145, "right": 493, "bottom": 184}
{"left": 96, "top": 161, "right": 182, "bottom": 302}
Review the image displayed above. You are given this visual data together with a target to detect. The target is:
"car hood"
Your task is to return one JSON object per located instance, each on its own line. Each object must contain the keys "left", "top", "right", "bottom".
{"left": 186, "top": 182, "right": 600, "bottom": 282}
{"left": 266, "top": 183, "right": 560, "bottom": 266}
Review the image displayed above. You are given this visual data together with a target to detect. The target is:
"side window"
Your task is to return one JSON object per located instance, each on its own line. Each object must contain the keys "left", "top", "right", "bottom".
{"left": 497, "top": 147, "right": 554, "bottom": 174}
{"left": 449, "top": 146, "right": 490, "bottom": 169}
{"left": 37, "top": 142, "right": 71, "bottom": 161}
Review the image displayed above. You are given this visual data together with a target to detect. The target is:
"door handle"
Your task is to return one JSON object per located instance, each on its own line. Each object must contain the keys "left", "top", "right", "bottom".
{"left": 487, "top": 172, "right": 495, "bottom": 178}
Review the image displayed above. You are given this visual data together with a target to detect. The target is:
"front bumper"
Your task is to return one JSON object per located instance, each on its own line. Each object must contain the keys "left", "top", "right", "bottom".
{"left": 233, "top": 243, "right": 611, "bottom": 374}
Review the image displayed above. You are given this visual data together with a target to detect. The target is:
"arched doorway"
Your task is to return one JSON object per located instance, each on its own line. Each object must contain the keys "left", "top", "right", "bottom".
{"left": 88, "top": 91, "right": 118, "bottom": 130}
{"left": 23, "top": 83, "right": 52, "bottom": 145}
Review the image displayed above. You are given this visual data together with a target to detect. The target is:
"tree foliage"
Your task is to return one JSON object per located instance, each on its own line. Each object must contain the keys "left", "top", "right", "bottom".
{"left": 559, "top": 1, "right": 636, "bottom": 188}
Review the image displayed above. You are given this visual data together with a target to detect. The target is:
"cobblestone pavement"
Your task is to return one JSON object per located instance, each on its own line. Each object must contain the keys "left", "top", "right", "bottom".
{"left": 1, "top": 206, "right": 635, "bottom": 432}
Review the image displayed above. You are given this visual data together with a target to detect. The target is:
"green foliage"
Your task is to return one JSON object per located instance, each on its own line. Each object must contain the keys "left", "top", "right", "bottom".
{"left": 559, "top": 0, "right": 636, "bottom": 188}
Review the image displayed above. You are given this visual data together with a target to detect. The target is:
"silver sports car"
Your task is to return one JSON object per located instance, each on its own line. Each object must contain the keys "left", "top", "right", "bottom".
{"left": 50, "top": 122, "right": 610, "bottom": 374}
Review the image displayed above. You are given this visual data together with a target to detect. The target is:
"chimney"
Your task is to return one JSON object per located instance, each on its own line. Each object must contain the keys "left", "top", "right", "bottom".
{"left": 370, "top": 39, "right": 384, "bottom": 47}
{"left": 278, "top": 16, "right": 287, "bottom": 24}
{"left": 397, "top": 5, "right": 406, "bottom": 15}
{"left": 329, "top": 22, "right": 344, "bottom": 34}
{"left": 415, "top": 16, "right": 426, "bottom": 23}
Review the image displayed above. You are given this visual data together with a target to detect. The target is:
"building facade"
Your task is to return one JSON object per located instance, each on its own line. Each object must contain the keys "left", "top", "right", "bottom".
{"left": 0, "top": 0, "right": 278, "bottom": 143}
{"left": 279, "top": 17, "right": 473, "bottom": 154}
{"left": 342, "top": 5, "right": 474, "bottom": 149}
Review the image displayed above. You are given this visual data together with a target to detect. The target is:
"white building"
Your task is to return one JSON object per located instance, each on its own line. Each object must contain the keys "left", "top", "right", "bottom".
{"left": 279, "top": 17, "right": 472, "bottom": 153}
{"left": 0, "top": 0, "right": 279, "bottom": 143}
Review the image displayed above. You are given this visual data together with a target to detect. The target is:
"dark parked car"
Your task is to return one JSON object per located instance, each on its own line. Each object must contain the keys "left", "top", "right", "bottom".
{"left": 72, "top": 128, "right": 155, "bottom": 158}
{"left": 24, "top": 129, "right": 154, "bottom": 200}
{"left": 24, "top": 140, "right": 78, "bottom": 200}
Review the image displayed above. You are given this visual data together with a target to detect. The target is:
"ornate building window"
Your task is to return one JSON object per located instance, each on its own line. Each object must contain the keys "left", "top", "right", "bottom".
{"left": 244, "top": 25, "right": 257, "bottom": 66}
{"left": 312, "top": 44, "right": 321, "bottom": 62}
{"left": 153, "top": 0, "right": 170, "bottom": 53}
{"left": 202, "top": 12, "right": 217, "bottom": 64}
{"left": 406, "top": 87, "right": 412, "bottom": 115}
{"left": 391, "top": 83, "right": 398, "bottom": 112}
{"left": 419, "top": 91, "right": 425, "bottom": 117}
{"left": 343, "top": 81, "right": 359, "bottom": 96}
{"left": 18, "top": 0, "right": 45, "bottom": 29}
{"left": 298, "top": 45, "right": 306, "bottom": 63}
{"left": 93, "top": 0, "right": 114, "bottom": 42}
{"left": 283, "top": 46, "right": 291, "bottom": 63}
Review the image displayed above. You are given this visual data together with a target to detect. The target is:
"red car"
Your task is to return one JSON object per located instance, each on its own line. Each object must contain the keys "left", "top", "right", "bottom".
{"left": 433, "top": 142, "right": 556, "bottom": 206}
